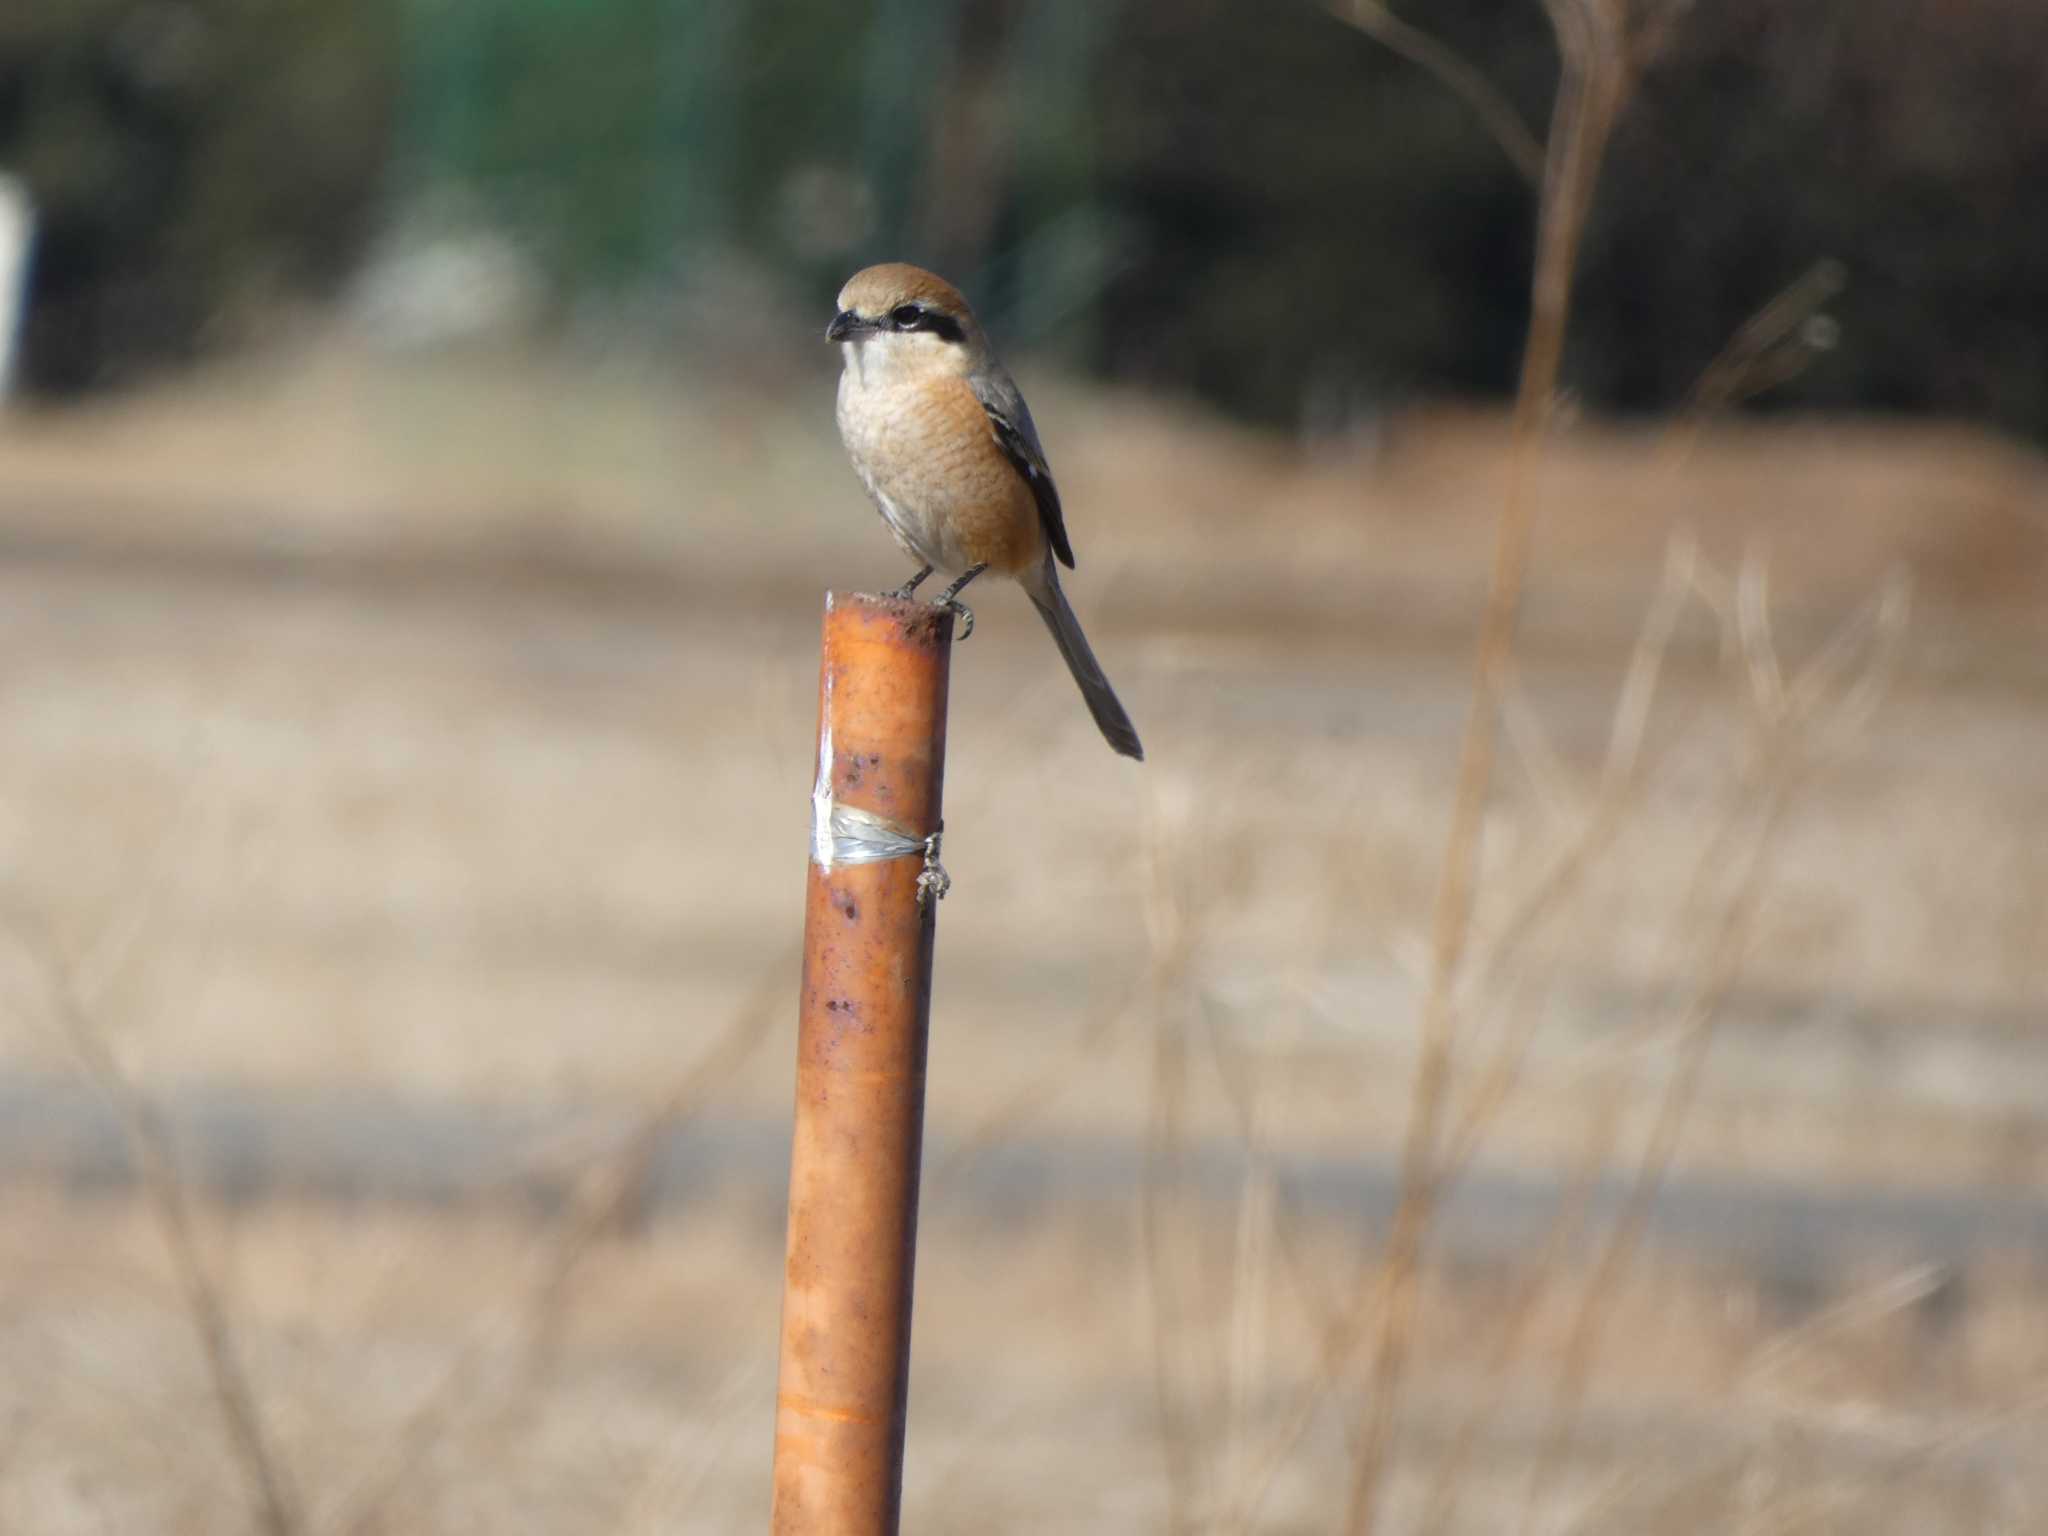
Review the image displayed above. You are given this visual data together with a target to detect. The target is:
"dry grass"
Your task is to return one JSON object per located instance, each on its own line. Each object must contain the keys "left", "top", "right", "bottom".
{"left": 0, "top": 1187, "right": 2040, "bottom": 1532}
{"left": 0, "top": 337, "right": 2043, "bottom": 1532}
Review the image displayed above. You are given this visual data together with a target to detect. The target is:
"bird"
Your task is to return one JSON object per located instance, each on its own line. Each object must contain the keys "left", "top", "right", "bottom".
{"left": 826, "top": 262, "right": 1144, "bottom": 761}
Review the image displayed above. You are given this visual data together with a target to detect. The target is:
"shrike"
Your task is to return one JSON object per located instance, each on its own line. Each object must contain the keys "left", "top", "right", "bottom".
{"left": 827, "top": 262, "right": 1143, "bottom": 761}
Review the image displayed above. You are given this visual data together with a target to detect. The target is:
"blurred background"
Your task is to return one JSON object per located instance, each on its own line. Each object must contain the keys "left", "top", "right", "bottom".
{"left": 0, "top": 1, "right": 2043, "bottom": 1532}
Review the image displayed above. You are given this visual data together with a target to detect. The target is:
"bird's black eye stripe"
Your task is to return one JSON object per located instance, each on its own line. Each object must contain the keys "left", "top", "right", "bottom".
{"left": 888, "top": 303, "right": 966, "bottom": 343}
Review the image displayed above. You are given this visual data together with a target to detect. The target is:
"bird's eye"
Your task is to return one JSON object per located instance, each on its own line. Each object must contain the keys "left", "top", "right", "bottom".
{"left": 890, "top": 304, "right": 925, "bottom": 329}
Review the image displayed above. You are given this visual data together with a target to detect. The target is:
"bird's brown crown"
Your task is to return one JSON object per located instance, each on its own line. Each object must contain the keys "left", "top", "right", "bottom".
{"left": 836, "top": 263, "right": 975, "bottom": 324}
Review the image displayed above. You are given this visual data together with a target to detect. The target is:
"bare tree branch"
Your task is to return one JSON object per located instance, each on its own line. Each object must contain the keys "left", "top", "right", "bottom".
{"left": 1325, "top": 0, "right": 1547, "bottom": 185}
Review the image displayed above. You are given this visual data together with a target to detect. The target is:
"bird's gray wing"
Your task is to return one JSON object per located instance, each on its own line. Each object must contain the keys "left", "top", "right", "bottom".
{"left": 971, "top": 370, "right": 1073, "bottom": 570}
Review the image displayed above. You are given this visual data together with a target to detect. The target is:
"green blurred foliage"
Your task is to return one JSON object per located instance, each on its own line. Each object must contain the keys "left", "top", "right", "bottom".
{"left": 0, "top": 0, "right": 399, "bottom": 390}
{"left": 402, "top": 0, "right": 743, "bottom": 285}
{"left": 3, "top": 0, "right": 2044, "bottom": 438}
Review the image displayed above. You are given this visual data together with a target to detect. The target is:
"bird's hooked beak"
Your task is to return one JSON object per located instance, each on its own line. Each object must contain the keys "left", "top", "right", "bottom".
{"left": 826, "top": 309, "right": 873, "bottom": 343}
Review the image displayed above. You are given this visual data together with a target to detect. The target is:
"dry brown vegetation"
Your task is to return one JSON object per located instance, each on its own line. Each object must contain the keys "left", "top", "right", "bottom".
{"left": 0, "top": 321, "right": 2042, "bottom": 1531}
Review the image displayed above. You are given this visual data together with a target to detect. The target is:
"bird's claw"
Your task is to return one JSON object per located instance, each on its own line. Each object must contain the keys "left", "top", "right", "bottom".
{"left": 888, "top": 563, "right": 935, "bottom": 601}
{"left": 936, "top": 597, "right": 974, "bottom": 640}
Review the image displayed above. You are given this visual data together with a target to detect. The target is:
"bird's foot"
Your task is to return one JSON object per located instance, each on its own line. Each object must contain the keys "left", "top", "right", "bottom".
{"left": 930, "top": 563, "right": 987, "bottom": 639}
{"left": 888, "top": 564, "right": 935, "bottom": 601}
{"left": 935, "top": 596, "right": 975, "bottom": 640}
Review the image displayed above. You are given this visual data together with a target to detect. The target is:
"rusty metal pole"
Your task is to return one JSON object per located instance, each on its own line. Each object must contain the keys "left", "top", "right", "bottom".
{"left": 771, "top": 591, "right": 954, "bottom": 1536}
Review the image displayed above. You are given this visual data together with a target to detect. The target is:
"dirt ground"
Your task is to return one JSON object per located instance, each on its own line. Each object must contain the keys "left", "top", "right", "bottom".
{"left": 0, "top": 337, "right": 2042, "bottom": 1532}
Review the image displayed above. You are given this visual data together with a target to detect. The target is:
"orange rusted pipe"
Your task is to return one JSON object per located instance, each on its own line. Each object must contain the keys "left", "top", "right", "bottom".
{"left": 771, "top": 591, "right": 954, "bottom": 1536}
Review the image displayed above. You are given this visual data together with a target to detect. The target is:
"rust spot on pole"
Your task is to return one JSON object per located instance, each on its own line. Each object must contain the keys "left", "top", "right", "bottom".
{"left": 771, "top": 591, "right": 952, "bottom": 1536}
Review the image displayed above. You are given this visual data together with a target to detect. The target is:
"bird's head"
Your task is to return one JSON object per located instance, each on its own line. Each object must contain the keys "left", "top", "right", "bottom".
{"left": 827, "top": 263, "right": 981, "bottom": 380}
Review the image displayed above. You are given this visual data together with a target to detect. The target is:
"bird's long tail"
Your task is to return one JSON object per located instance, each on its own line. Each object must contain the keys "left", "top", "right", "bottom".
{"left": 1028, "top": 569, "right": 1144, "bottom": 760}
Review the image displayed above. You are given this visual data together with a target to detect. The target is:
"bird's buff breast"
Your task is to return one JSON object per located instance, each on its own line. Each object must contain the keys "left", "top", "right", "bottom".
{"left": 836, "top": 364, "right": 1036, "bottom": 577}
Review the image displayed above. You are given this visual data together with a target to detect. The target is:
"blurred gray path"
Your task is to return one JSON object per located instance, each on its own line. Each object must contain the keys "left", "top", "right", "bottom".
{"left": 3, "top": 1072, "right": 2039, "bottom": 1272}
